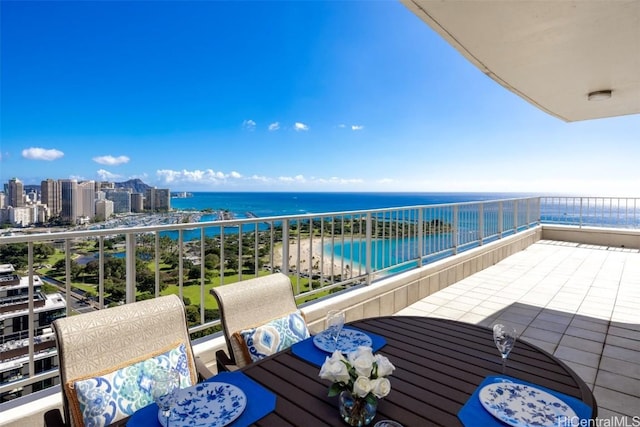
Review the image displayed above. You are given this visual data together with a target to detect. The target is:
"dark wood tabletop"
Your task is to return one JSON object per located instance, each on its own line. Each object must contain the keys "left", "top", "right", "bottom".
{"left": 242, "top": 316, "right": 597, "bottom": 427}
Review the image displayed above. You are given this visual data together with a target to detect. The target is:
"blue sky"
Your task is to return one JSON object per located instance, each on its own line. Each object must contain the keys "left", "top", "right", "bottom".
{"left": 1, "top": 1, "right": 638, "bottom": 195}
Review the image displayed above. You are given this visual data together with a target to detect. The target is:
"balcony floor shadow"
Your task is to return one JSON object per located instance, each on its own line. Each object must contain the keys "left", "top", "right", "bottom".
{"left": 395, "top": 240, "right": 640, "bottom": 421}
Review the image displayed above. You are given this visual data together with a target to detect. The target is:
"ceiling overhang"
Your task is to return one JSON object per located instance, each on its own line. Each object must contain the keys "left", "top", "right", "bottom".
{"left": 401, "top": 0, "right": 640, "bottom": 122}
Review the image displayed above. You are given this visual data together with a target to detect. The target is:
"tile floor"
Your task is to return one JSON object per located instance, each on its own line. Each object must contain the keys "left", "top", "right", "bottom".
{"left": 395, "top": 240, "right": 640, "bottom": 421}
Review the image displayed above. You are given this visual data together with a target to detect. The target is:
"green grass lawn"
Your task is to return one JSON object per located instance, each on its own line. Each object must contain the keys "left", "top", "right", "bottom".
{"left": 160, "top": 271, "right": 319, "bottom": 309}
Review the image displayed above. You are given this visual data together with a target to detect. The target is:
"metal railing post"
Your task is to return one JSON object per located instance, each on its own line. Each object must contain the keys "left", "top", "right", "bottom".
{"left": 478, "top": 203, "right": 484, "bottom": 246}
{"left": 27, "top": 242, "right": 35, "bottom": 386}
{"left": 365, "top": 212, "right": 372, "bottom": 285}
{"left": 453, "top": 205, "right": 459, "bottom": 255}
{"left": 125, "top": 233, "right": 136, "bottom": 304}
{"left": 498, "top": 201, "right": 504, "bottom": 238}
{"left": 282, "top": 219, "right": 290, "bottom": 274}
{"left": 418, "top": 208, "right": 424, "bottom": 267}
{"left": 99, "top": 236, "right": 105, "bottom": 308}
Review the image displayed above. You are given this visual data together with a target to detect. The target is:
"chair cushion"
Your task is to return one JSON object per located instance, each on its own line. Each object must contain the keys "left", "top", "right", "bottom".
{"left": 235, "top": 310, "right": 310, "bottom": 363}
{"left": 66, "top": 342, "right": 194, "bottom": 427}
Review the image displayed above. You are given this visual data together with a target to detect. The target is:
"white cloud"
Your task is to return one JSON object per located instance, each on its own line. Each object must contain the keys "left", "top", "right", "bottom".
{"left": 97, "top": 169, "right": 121, "bottom": 180}
{"left": 242, "top": 119, "right": 256, "bottom": 131}
{"left": 351, "top": 125, "right": 364, "bottom": 131}
{"left": 294, "top": 122, "right": 309, "bottom": 131}
{"left": 268, "top": 122, "right": 280, "bottom": 131}
{"left": 156, "top": 168, "right": 237, "bottom": 185}
{"left": 377, "top": 178, "right": 395, "bottom": 184}
{"left": 93, "top": 155, "right": 130, "bottom": 166}
{"left": 249, "top": 174, "right": 271, "bottom": 182}
{"left": 21, "top": 147, "right": 64, "bottom": 161}
{"left": 154, "top": 168, "right": 365, "bottom": 190}
{"left": 338, "top": 124, "right": 346, "bottom": 128}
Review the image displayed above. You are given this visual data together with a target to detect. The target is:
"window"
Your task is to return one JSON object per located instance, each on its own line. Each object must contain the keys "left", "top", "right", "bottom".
{"left": 12, "top": 315, "right": 28, "bottom": 333}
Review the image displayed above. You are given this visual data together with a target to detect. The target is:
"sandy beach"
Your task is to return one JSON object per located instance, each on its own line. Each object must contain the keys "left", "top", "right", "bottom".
{"left": 273, "top": 237, "right": 356, "bottom": 278}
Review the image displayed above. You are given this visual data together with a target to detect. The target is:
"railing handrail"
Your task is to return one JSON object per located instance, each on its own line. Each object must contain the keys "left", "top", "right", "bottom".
{"left": 0, "top": 196, "right": 541, "bottom": 244}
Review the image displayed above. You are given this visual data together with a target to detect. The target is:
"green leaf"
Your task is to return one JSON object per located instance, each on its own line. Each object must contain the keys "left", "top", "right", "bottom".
{"left": 365, "top": 393, "right": 378, "bottom": 405}
{"left": 327, "top": 383, "right": 344, "bottom": 397}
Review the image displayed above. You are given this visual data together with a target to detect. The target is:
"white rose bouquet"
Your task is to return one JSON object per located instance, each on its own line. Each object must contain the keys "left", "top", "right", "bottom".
{"left": 319, "top": 346, "right": 395, "bottom": 406}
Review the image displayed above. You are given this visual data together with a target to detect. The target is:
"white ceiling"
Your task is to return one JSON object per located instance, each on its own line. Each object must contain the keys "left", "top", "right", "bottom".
{"left": 401, "top": 0, "right": 640, "bottom": 122}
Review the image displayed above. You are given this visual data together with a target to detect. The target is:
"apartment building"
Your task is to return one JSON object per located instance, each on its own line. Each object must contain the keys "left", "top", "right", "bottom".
{"left": 0, "top": 264, "right": 66, "bottom": 403}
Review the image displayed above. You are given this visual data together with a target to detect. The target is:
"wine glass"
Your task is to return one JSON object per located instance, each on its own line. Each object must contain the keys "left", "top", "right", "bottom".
{"left": 493, "top": 323, "right": 517, "bottom": 374}
{"left": 152, "top": 369, "right": 179, "bottom": 426}
{"left": 326, "top": 310, "right": 345, "bottom": 351}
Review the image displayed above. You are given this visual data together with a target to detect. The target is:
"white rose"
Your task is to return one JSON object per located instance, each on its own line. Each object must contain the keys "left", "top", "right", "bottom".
{"left": 374, "top": 354, "right": 395, "bottom": 377}
{"left": 370, "top": 377, "right": 391, "bottom": 398}
{"left": 353, "top": 376, "right": 372, "bottom": 398}
{"left": 319, "top": 351, "right": 350, "bottom": 384}
{"left": 348, "top": 346, "right": 374, "bottom": 377}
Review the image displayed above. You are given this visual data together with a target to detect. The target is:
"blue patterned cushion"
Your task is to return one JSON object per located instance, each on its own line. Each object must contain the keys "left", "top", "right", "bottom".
{"left": 238, "top": 311, "right": 310, "bottom": 362}
{"left": 68, "top": 343, "right": 193, "bottom": 427}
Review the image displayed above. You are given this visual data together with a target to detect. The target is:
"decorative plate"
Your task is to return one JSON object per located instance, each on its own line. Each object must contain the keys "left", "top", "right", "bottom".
{"left": 159, "top": 382, "right": 246, "bottom": 427}
{"left": 478, "top": 381, "right": 577, "bottom": 427}
{"left": 313, "top": 328, "right": 373, "bottom": 353}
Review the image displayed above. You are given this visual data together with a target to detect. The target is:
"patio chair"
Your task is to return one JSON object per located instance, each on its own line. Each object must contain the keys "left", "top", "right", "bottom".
{"left": 43, "top": 294, "right": 213, "bottom": 427}
{"left": 210, "top": 272, "right": 310, "bottom": 371}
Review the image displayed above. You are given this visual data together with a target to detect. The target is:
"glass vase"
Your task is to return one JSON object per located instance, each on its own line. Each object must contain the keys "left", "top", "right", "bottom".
{"left": 339, "top": 390, "right": 378, "bottom": 426}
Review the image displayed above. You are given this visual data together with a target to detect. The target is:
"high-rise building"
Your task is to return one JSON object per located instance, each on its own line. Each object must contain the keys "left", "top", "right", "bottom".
{"left": 60, "top": 179, "right": 78, "bottom": 224}
{"left": 40, "top": 179, "right": 62, "bottom": 218}
{"left": 105, "top": 189, "right": 132, "bottom": 214}
{"left": 95, "top": 199, "right": 114, "bottom": 221}
{"left": 144, "top": 188, "right": 171, "bottom": 212}
{"left": 77, "top": 181, "right": 96, "bottom": 221}
{"left": 7, "top": 179, "right": 24, "bottom": 208}
{"left": 131, "top": 193, "right": 144, "bottom": 213}
{"left": 0, "top": 264, "right": 66, "bottom": 402}
{"left": 97, "top": 181, "right": 114, "bottom": 192}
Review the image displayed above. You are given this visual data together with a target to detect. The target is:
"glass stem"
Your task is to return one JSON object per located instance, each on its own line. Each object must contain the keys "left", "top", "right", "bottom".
{"left": 502, "top": 355, "right": 507, "bottom": 374}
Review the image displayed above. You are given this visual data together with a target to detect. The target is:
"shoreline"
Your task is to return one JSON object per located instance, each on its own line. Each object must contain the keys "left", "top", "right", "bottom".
{"left": 273, "top": 237, "right": 362, "bottom": 278}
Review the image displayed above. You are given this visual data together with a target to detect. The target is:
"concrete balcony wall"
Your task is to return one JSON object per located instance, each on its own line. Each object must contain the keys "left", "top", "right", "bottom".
{"left": 542, "top": 224, "right": 640, "bottom": 249}
{"left": 0, "top": 226, "right": 543, "bottom": 427}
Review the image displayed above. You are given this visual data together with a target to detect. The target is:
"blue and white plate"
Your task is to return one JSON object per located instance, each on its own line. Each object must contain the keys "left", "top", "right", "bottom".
{"left": 159, "top": 382, "right": 246, "bottom": 427}
{"left": 313, "top": 328, "right": 373, "bottom": 353}
{"left": 478, "top": 381, "right": 577, "bottom": 427}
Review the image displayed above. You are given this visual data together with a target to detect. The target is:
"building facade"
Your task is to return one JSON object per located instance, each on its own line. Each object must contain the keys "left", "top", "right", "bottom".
{"left": 95, "top": 199, "right": 114, "bottom": 221}
{"left": 60, "top": 180, "right": 78, "bottom": 224}
{"left": 41, "top": 179, "right": 62, "bottom": 218}
{"left": 104, "top": 189, "right": 132, "bottom": 214}
{"left": 0, "top": 264, "right": 66, "bottom": 402}
{"left": 7, "top": 179, "right": 24, "bottom": 209}
{"left": 144, "top": 188, "right": 171, "bottom": 212}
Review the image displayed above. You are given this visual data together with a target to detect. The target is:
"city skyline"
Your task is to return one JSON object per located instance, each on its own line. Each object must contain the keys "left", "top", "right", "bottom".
{"left": 1, "top": 1, "right": 639, "bottom": 195}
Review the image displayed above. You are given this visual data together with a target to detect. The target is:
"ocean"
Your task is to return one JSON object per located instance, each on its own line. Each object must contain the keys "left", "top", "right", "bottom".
{"left": 170, "top": 192, "right": 534, "bottom": 219}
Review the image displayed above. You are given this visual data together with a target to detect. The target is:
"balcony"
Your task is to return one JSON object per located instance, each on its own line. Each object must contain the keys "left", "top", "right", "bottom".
{"left": 0, "top": 196, "right": 639, "bottom": 425}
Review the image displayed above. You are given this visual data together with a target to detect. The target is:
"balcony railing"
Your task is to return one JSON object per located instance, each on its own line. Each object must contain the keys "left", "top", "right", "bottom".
{"left": 540, "top": 196, "right": 640, "bottom": 228}
{"left": 0, "top": 195, "right": 637, "bottom": 403}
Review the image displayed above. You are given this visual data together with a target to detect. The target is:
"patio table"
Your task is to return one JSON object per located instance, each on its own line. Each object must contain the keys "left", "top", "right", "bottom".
{"left": 242, "top": 316, "right": 597, "bottom": 426}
